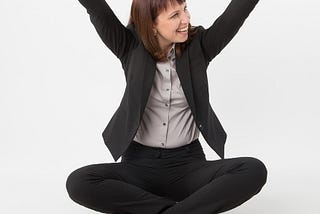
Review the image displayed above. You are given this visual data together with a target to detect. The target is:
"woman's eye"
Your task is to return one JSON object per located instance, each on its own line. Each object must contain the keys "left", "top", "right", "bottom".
{"left": 172, "top": 13, "right": 179, "bottom": 18}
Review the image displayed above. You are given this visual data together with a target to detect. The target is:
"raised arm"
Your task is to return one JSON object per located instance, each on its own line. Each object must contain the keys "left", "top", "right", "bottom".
{"left": 200, "top": 0, "right": 259, "bottom": 62}
{"left": 78, "top": 0, "right": 138, "bottom": 60}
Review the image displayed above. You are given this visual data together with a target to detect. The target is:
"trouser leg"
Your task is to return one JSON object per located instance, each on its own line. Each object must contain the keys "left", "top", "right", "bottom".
{"left": 66, "top": 162, "right": 176, "bottom": 214}
{"left": 162, "top": 157, "right": 268, "bottom": 214}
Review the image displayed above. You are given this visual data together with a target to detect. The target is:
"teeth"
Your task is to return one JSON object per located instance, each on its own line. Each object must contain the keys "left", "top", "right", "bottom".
{"left": 177, "top": 27, "right": 188, "bottom": 32}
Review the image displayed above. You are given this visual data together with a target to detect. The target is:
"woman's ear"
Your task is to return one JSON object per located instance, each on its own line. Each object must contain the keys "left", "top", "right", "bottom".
{"left": 153, "top": 29, "right": 158, "bottom": 36}
{"left": 152, "top": 25, "right": 158, "bottom": 36}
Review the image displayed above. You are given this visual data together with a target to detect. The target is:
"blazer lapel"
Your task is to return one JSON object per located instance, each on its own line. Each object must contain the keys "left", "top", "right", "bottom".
{"left": 176, "top": 48, "right": 197, "bottom": 118}
{"left": 140, "top": 51, "right": 156, "bottom": 118}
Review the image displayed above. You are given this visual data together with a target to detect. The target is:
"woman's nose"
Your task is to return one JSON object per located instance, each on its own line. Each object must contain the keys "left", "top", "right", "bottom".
{"left": 181, "top": 12, "right": 190, "bottom": 24}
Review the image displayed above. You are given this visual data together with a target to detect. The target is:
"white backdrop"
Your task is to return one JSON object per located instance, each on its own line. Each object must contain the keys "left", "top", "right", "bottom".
{"left": 1, "top": 0, "right": 319, "bottom": 213}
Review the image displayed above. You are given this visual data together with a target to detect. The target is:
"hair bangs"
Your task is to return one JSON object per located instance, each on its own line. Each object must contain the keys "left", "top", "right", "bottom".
{"left": 151, "top": 0, "right": 186, "bottom": 21}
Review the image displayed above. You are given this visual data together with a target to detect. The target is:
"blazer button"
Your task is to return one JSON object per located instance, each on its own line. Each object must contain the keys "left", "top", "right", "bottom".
{"left": 199, "top": 124, "right": 203, "bottom": 129}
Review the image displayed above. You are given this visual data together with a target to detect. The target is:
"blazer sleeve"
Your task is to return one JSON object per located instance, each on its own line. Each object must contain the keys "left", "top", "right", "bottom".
{"left": 78, "top": 0, "right": 138, "bottom": 60}
{"left": 200, "top": 0, "right": 259, "bottom": 62}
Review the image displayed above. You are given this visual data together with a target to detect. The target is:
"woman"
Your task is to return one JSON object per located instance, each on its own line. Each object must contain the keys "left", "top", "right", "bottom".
{"left": 66, "top": 0, "right": 267, "bottom": 213}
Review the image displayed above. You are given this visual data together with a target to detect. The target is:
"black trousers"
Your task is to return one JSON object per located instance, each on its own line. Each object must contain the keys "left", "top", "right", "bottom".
{"left": 66, "top": 139, "right": 267, "bottom": 214}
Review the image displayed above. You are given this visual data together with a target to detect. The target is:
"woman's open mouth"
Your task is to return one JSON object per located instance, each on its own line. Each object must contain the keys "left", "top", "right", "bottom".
{"left": 177, "top": 26, "right": 188, "bottom": 32}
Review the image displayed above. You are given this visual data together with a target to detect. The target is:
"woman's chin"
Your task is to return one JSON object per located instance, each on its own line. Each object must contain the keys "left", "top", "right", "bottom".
{"left": 174, "top": 36, "right": 188, "bottom": 43}
{"left": 176, "top": 32, "right": 188, "bottom": 42}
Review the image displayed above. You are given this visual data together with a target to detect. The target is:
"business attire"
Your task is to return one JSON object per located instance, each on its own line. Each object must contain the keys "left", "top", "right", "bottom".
{"left": 66, "top": 0, "right": 267, "bottom": 213}
{"left": 133, "top": 44, "right": 200, "bottom": 149}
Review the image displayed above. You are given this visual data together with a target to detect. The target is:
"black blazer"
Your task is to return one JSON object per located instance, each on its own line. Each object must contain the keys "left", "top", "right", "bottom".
{"left": 78, "top": 0, "right": 259, "bottom": 161}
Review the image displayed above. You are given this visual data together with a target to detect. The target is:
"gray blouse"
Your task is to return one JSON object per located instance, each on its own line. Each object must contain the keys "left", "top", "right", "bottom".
{"left": 133, "top": 44, "right": 200, "bottom": 148}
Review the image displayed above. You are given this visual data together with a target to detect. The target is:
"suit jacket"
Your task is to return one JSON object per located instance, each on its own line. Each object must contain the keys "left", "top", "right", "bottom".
{"left": 79, "top": 0, "right": 259, "bottom": 162}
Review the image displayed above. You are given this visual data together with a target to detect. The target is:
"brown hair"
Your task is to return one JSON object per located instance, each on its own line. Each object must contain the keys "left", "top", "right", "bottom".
{"left": 128, "top": 0, "right": 198, "bottom": 61}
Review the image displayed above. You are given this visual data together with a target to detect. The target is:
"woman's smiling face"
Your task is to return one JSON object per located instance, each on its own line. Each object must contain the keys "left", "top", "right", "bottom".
{"left": 153, "top": 1, "right": 190, "bottom": 52}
